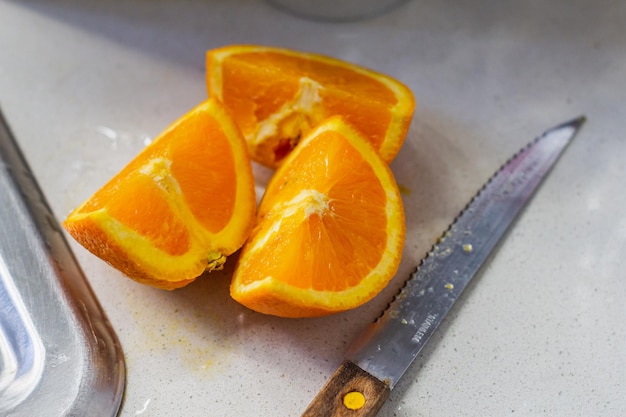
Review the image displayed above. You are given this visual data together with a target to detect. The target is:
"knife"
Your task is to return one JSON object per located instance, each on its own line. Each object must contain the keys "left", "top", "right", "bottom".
{"left": 301, "top": 116, "right": 586, "bottom": 417}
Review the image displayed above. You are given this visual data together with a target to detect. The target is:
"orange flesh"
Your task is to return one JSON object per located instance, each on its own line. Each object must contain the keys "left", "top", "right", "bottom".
{"left": 220, "top": 57, "right": 297, "bottom": 135}
{"left": 169, "top": 111, "right": 236, "bottom": 233}
{"left": 77, "top": 139, "right": 169, "bottom": 213}
{"left": 80, "top": 108, "right": 240, "bottom": 239}
{"left": 105, "top": 173, "right": 190, "bottom": 256}
{"left": 321, "top": 91, "right": 392, "bottom": 150}
{"left": 214, "top": 49, "right": 407, "bottom": 165}
{"left": 228, "top": 52, "right": 396, "bottom": 101}
{"left": 239, "top": 130, "right": 387, "bottom": 291}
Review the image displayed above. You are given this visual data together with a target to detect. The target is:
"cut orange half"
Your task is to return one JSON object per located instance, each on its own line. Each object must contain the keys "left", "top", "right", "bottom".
{"left": 206, "top": 45, "right": 415, "bottom": 168}
{"left": 231, "top": 116, "right": 405, "bottom": 318}
{"left": 63, "top": 99, "right": 256, "bottom": 289}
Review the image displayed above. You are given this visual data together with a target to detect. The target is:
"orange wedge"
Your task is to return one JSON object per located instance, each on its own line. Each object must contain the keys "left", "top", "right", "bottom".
{"left": 230, "top": 116, "right": 405, "bottom": 318}
{"left": 206, "top": 45, "right": 415, "bottom": 168}
{"left": 63, "top": 99, "right": 256, "bottom": 289}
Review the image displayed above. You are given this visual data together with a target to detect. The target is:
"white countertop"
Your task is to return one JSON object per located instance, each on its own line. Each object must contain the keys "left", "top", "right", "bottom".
{"left": 1, "top": 0, "right": 625, "bottom": 416}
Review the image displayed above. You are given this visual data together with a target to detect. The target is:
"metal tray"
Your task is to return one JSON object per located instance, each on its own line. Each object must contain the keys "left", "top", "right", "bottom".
{"left": 0, "top": 109, "right": 125, "bottom": 416}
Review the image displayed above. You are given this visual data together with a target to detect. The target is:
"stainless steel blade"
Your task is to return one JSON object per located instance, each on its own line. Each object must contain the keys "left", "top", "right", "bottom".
{"left": 345, "top": 116, "right": 586, "bottom": 389}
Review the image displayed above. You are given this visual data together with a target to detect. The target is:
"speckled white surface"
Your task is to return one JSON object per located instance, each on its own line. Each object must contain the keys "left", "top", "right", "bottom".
{"left": 1, "top": 0, "right": 625, "bottom": 416}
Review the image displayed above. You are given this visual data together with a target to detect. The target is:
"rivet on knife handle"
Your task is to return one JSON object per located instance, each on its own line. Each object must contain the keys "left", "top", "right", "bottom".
{"left": 301, "top": 361, "right": 390, "bottom": 417}
{"left": 301, "top": 116, "right": 586, "bottom": 416}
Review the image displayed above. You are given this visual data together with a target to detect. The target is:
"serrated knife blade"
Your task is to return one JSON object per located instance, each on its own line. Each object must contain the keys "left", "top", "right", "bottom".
{"left": 301, "top": 116, "right": 586, "bottom": 417}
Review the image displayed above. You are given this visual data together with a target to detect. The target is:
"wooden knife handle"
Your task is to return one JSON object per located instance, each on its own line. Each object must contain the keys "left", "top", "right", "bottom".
{"left": 301, "top": 361, "right": 390, "bottom": 417}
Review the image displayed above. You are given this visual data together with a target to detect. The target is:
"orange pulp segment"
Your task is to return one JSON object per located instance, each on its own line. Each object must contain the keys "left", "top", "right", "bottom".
{"left": 231, "top": 116, "right": 405, "bottom": 317}
{"left": 206, "top": 45, "right": 415, "bottom": 168}
{"left": 63, "top": 99, "right": 256, "bottom": 289}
